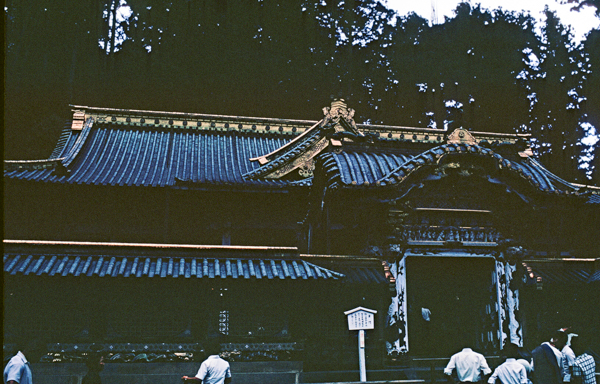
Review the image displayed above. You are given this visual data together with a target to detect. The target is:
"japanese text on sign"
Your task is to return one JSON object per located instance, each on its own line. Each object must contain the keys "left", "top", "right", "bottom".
{"left": 347, "top": 311, "right": 375, "bottom": 330}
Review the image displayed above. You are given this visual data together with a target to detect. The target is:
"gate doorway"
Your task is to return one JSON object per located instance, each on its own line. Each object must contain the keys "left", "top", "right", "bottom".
{"left": 406, "top": 256, "right": 496, "bottom": 357}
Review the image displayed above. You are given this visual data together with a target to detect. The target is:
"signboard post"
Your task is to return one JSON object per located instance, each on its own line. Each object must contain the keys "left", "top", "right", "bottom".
{"left": 344, "top": 307, "right": 377, "bottom": 382}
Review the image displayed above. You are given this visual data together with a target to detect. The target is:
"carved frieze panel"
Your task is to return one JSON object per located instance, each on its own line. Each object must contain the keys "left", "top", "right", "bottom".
{"left": 400, "top": 225, "right": 500, "bottom": 243}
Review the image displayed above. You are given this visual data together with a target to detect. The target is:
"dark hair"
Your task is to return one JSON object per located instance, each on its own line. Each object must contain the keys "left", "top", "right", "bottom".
{"left": 203, "top": 339, "right": 222, "bottom": 356}
{"left": 554, "top": 330, "right": 568, "bottom": 345}
{"left": 503, "top": 343, "right": 520, "bottom": 359}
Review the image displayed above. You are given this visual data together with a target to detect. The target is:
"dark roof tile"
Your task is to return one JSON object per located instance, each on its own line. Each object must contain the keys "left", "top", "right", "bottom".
{"left": 5, "top": 122, "right": 303, "bottom": 188}
{"left": 6, "top": 116, "right": 596, "bottom": 197}
{"left": 322, "top": 144, "right": 588, "bottom": 197}
{"left": 526, "top": 260, "right": 595, "bottom": 284}
{"left": 4, "top": 252, "right": 344, "bottom": 280}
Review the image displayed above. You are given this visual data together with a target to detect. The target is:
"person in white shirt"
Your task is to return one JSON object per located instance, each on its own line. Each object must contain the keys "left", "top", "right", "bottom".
{"left": 561, "top": 331, "right": 577, "bottom": 383}
{"left": 444, "top": 347, "right": 492, "bottom": 383}
{"left": 516, "top": 358, "right": 533, "bottom": 384}
{"left": 3, "top": 339, "right": 40, "bottom": 384}
{"left": 488, "top": 343, "right": 528, "bottom": 384}
{"left": 182, "top": 340, "right": 231, "bottom": 384}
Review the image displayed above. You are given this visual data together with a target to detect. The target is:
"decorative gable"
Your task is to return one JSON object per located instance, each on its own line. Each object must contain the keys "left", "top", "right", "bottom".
{"left": 446, "top": 128, "right": 477, "bottom": 145}
{"left": 244, "top": 99, "right": 363, "bottom": 180}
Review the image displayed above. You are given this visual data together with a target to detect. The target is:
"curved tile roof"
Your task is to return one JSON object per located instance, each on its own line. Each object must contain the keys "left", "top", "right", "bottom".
{"left": 5, "top": 120, "right": 309, "bottom": 188}
{"left": 3, "top": 252, "right": 344, "bottom": 280}
{"left": 524, "top": 259, "right": 597, "bottom": 285}
{"left": 4, "top": 106, "right": 598, "bottom": 201}
{"left": 321, "top": 151, "right": 412, "bottom": 186}
{"left": 322, "top": 143, "right": 595, "bottom": 200}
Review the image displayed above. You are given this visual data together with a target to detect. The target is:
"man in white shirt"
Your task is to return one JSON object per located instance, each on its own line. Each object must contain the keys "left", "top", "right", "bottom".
{"left": 444, "top": 347, "right": 492, "bottom": 383}
{"left": 3, "top": 340, "right": 39, "bottom": 384}
{"left": 182, "top": 340, "right": 231, "bottom": 384}
{"left": 488, "top": 343, "right": 528, "bottom": 384}
{"left": 561, "top": 331, "right": 577, "bottom": 383}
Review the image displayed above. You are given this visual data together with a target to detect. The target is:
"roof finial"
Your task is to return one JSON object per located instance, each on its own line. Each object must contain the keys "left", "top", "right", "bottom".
{"left": 330, "top": 98, "right": 347, "bottom": 111}
{"left": 322, "top": 98, "right": 357, "bottom": 132}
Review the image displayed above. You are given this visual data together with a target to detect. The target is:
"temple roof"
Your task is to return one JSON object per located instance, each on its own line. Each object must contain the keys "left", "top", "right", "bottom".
{"left": 3, "top": 240, "right": 386, "bottom": 283}
{"left": 4, "top": 102, "right": 599, "bottom": 201}
{"left": 322, "top": 143, "right": 586, "bottom": 193}
{"left": 523, "top": 258, "right": 600, "bottom": 285}
{"left": 3, "top": 252, "right": 343, "bottom": 280}
{"left": 4, "top": 112, "right": 310, "bottom": 188}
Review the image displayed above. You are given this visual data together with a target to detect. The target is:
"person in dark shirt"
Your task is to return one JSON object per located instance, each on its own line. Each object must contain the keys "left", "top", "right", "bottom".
{"left": 532, "top": 330, "right": 568, "bottom": 384}
{"left": 82, "top": 344, "right": 105, "bottom": 384}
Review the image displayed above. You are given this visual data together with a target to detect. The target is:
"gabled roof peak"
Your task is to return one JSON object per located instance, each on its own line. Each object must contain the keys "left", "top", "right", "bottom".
{"left": 322, "top": 98, "right": 362, "bottom": 136}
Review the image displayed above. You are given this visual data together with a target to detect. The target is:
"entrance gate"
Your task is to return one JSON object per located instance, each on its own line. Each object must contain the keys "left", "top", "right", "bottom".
{"left": 385, "top": 251, "right": 524, "bottom": 358}
{"left": 406, "top": 255, "right": 496, "bottom": 357}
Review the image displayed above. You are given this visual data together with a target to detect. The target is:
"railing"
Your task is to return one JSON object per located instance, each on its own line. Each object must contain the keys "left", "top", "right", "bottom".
{"left": 412, "top": 356, "right": 501, "bottom": 384}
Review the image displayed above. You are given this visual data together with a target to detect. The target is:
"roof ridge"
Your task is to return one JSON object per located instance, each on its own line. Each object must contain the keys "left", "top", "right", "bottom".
{"left": 526, "top": 157, "right": 580, "bottom": 191}
{"left": 3, "top": 239, "right": 298, "bottom": 252}
{"left": 70, "top": 104, "right": 319, "bottom": 126}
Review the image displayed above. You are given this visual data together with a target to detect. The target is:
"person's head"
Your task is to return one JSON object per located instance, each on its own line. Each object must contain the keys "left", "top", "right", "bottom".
{"left": 503, "top": 343, "right": 520, "bottom": 359}
{"left": 551, "top": 329, "right": 568, "bottom": 350}
{"left": 203, "top": 339, "right": 222, "bottom": 356}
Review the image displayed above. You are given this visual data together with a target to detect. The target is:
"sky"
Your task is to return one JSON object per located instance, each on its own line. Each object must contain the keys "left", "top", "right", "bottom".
{"left": 386, "top": 0, "right": 600, "bottom": 43}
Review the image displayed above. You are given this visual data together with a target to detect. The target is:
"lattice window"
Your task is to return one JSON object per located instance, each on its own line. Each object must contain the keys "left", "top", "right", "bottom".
{"left": 218, "top": 310, "right": 230, "bottom": 335}
{"left": 212, "top": 308, "right": 289, "bottom": 339}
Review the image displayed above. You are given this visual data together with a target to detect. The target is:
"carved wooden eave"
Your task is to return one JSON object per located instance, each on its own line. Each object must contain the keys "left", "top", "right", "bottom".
{"left": 68, "top": 104, "right": 317, "bottom": 135}
{"left": 446, "top": 127, "right": 531, "bottom": 148}
{"left": 446, "top": 128, "right": 477, "bottom": 145}
{"left": 244, "top": 99, "right": 364, "bottom": 180}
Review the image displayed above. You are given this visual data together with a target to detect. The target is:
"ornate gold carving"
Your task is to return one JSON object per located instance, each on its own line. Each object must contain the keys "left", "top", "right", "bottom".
{"left": 435, "top": 161, "right": 486, "bottom": 178}
{"left": 298, "top": 159, "right": 316, "bottom": 178}
{"left": 323, "top": 100, "right": 355, "bottom": 121}
{"left": 322, "top": 99, "right": 359, "bottom": 133}
{"left": 263, "top": 137, "right": 328, "bottom": 179}
{"left": 446, "top": 128, "right": 477, "bottom": 145}
{"left": 250, "top": 101, "right": 361, "bottom": 179}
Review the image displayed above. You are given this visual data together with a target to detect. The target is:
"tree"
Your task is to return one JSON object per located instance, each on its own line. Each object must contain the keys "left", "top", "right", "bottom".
{"left": 562, "top": 0, "right": 600, "bottom": 18}
{"left": 579, "top": 30, "right": 600, "bottom": 183}
{"left": 3, "top": 0, "right": 598, "bottom": 182}
{"left": 529, "top": 8, "right": 587, "bottom": 181}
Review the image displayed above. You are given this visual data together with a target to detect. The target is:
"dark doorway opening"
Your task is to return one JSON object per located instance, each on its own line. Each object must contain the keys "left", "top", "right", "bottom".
{"left": 406, "top": 256, "right": 495, "bottom": 357}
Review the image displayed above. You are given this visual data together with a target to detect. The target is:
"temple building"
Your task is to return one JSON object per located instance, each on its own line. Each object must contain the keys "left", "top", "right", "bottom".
{"left": 4, "top": 100, "right": 599, "bottom": 382}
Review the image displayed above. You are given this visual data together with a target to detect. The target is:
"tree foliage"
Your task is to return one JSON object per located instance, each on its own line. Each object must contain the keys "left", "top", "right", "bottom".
{"left": 3, "top": 0, "right": 599, "bottom": 183}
